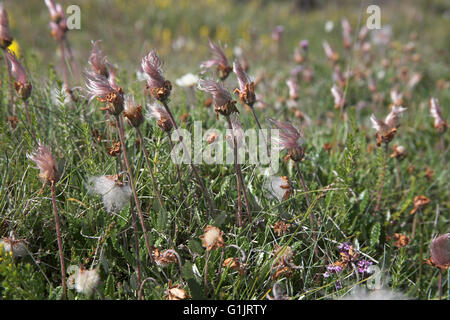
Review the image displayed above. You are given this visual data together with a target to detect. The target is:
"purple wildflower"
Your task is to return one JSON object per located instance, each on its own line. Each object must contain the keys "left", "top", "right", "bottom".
{"left": 357, "top": 259, "right": 373, "bottom": 274}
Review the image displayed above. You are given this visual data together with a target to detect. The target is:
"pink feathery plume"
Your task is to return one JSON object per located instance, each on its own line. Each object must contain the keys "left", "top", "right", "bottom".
{"left": 27, "top": 142, "right": 60, "bottom": 183}
{"left": 430, "top": 234, "right": 450, "bottom": 268}
{"left": 341, "top": 18, "right": 352, "bottom": 48}
{"left": 268, "top": 118, "right": 304, "bottom": 151}
{"left": 198, "top": 79, "right": 237, "bottom": 118}
{"left": 0, "top": 3, "right": 12, "bottom": 49}
{"left": 429, "top": 98, "right": 446, "bottom": 132}
{"left": 5, "top": 49, "right": 27, "bottom": 84}
{"left": 286, "top": 78, "right": 299, "bottom": 101}
{"left": 201, "top": 39, "right": 232, "bottom": 80}
{"left": 141, "top": 49, "right": 172, "bottom": 101}
{"left": 198, "top": 79, "right": 233, "bottom": 107}
{"left": 88, "top": 40, "right": 110, "bottom": 77}
{"left": 233, "top": 60, "right": 251, "bottom": 93}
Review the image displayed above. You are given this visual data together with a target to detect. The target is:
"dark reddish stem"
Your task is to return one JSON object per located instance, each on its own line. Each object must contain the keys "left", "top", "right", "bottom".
{"left": 50, "top": 182, "right": 66, "bottom": 300}
{"left": 249, "top": 104, "right": 270, "bottom": 158}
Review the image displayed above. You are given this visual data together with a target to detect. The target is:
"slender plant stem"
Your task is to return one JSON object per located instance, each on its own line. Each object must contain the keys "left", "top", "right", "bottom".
{"left": 115, "top": 114, "right": 155, "bottom": 264}
{"left": 226, "top": 115, "right": 251, "bottom": 225}
{"left": 440, "top": 133, "right": 447, "bottom": 170}
{"left": 23, "top": 99, "right": 37, "bottom": 143}
{"left": 438, "top": 269, "right": 442, "bottom": 300}
{"left": 63, "top": 36, "right": 78, "bottom": 83}
{"left": 129, "top": 200, "right": 142, "bottom": 300}
{"left": 50, "top": 182, "right": 66, "bottom": 300}
{"left": 167, "top": 134, "right": 186, "bottom": 206}
{"left": 161, "top": 100, "right": 216, "bottom": 216}
{"left": 58, "top": 39, "right": 69, "bottom": 89}
{"left": 3, "top": 49, "right": 15, "bottom": 117}
{"left": 294, "top": 161, "right": 318, "bottom": 256}
{"left": 136, "top": 127, "right": 165, "bottom": 211}
{"left": 374, "top": 142, "right": 389, "bottom": 214}
{"left": 249, "top": 104, "right": 270, "bottom": 158}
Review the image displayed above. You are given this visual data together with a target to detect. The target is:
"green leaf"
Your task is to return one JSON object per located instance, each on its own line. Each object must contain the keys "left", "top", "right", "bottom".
{"left": 370, "top": 222, "right": 381, "bottom": 248}
{"left": 105, "top": 274, "right": 115, "bottom": 298}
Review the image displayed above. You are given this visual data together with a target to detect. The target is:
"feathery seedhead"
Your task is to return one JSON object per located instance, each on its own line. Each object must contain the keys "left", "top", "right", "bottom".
{"left": 322, "top": 41, "right": 339, "bottom": 63}
{"left": 165, "top": 281, "right": 188, "bottom": 300}
{"left": 141, "top": 49, "right": 172, "bottom": 101}
{"left": 370, "top": 106, "right": 406, "bottom": 146}
{"left": 146, "top": 103, "right": 173, "bottom": 132}
{"left": 429, "top": 98, "right": 447, "bottom": 133}
{"left": 0, "top": 3, "right": 12, "bottom": 49}
{"left": 201, "top": 39, "right": 232, "bottom": 81}
{"left": 153, "top": 248, "right": 177, "bottom": 268}
{"left": 265, "top": 176, "right": 291, "bottom": 202}
{"left": 271, "top": 245, "right": 295, "bottom": 280}
{"left": 5, "top": 49, "right": 32, "bottom": 100}
{"left": 198, "top": 79, "right": 238, "bottom": 118}
{"left": 331, "top": 84, "right": 345, "bottom": 110}
{"left": 67, "top": 265, "right": 100, "bottom": 296}
{"left": 85, "top": 71, "right": 124, "bottom": 116}
{"left": 88, "top": 40, "right": 110, "bottom": 77}
{"left": 200, "top": 225, "right": 225, "bottom": 251}
{"left": 233, "top": 60, "right": 256, "bottom": 106}
{"left": 286, "top": 78, "right": 299, "bottom": 101}
{"left": 390, "top": 145, "right": 407, "bottom": 160}
{"left": 341, "top": 18, "right": 352, "bottom": 48}
{"left": 428, "top": 234, "right": 450, "bottom": 269}
{"left": 45, "top": 0, "right": 65, "bottom": 24}
{"left": 0, "top": 233, "right": 28, "bottom": 258}
{"left": 87, "top": 175, "right": 132, "bottom": 213}
{"left": 123, "top": 95, "right": 143, "bottom": 128}
{"left": 268, "top": 118, "right": 305, "bottom": 162}
{"left": 390, "top": 88, "right": 403, "bottom": 107}
{"left": 27, "top": 143, "right": 60, "bottom": 184}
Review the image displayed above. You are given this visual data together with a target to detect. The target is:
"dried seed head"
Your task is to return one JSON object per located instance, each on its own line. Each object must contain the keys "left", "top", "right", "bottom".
{"left": 200, "top": 225, "right": 225, "bottom": 251}
{"left": 88, "top": 40, "right": 110, "bottom": 77}
{"left": 370, "top": 106, "right": 406, "bottom": 146}
{"left": 141, "top": 49, "right": 172, "bottom": 101}
{"left": 67, "top": 265, "right": 100, "bottom": 296}
{"left": 165, "top": 281, "right": 188, "bottom": 300}
{"left": 0, "top": 234, "right": 28, "bottom": 258}
{"left": 27, "top": 143, "right": 60, "bottom": 184}
{"left": 146, "top": 103, "right": 173, "bottom": 132}
{"left": 123, "top": 95, "right": 144, "bottom": 128}
{"left": 265, "top": 176, "right": 292, "bottom": 202}
{"left": 390, "top": 145, "right": 407, "bottom": 160}
{"left": 233, "top": 60, "right": 256, "bottom": 106}
{"left": 393, "top": 233, "right": 410, "bottom": 248}
{"left": 410, "top": 195, "right": 430, "bottom": 215}
{"left": 429, "top": 98, "right": 447, "bottom": 133}
{"left": 268, "top": 118, "right": 305, "bottom": 162}
{"left": 198, "top": 79, "right": 238, "bottom": 118}
{"left": 5, "top": 49, "right": 32, "bottom": 101}
{"left": 272, "top": 220, "right": 291, "bottom": 236}
{"left": 153, "top": 248, "right": 177, "bottom": 268}
{"left": 0, "top": 3, "right": 12, "bottom": 49}
{"left": 85, "top": 71, "right": 124, "bottom": 116}
{"left": 87, "top": 175, "right": 132, "bottom": 213}
{"left": 201, "top": 39, "right": 232, "bottom": 81}
{"left": 429, "top": 234, "right": 450, "bottom": 269}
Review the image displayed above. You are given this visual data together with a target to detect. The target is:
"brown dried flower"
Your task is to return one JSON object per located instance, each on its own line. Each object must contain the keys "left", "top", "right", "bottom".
{"left": 165, "top": 280, "right": 189, "bottom": 300}
{"left": 200, "top": 225, "right": 225, "bottom": 251}
{"left": 410, "top": 195, "right": 430, "bottom": 215}
{"left": 272, "top": 220, "right": 291, "bottom": 237}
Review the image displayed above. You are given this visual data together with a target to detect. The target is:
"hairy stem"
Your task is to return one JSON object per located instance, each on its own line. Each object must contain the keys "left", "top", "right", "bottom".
{"left": 50, "top": 182, "right": 66, "bottom": 300}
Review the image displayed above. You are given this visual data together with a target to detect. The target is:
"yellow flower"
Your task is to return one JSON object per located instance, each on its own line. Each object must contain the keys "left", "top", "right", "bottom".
{"left": 8, "top": 39, "right": 20, "bottom": 58}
